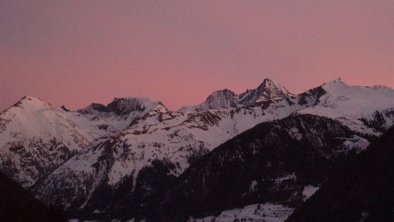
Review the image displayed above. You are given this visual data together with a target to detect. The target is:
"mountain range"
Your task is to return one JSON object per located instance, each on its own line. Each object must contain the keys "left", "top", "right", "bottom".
{"left": 1, "top": 78, "right": 394, "bottom": 221}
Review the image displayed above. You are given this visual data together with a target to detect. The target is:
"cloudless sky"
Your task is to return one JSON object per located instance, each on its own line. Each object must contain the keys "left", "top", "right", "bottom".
{"left": 1, "top": 0, "right": 394, "bottom": 111}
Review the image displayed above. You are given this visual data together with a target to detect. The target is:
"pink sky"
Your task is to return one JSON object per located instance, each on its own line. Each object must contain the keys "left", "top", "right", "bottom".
{"left": 1, "top": 0, "right": 394, "bottom": 111}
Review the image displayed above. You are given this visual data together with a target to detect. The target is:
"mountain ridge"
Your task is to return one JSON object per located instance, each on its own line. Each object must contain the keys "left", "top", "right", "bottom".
{"left": 6, "top": 78, "right": 394, "bottom": 113}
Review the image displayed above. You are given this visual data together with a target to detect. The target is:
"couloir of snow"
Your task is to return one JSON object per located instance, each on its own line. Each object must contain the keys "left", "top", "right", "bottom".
{"left": 302, "top": 185, "right": 319, "bottom": 201}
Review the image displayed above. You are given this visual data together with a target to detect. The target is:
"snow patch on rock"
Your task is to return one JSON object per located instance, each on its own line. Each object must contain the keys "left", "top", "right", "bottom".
{"left": 302, "top": 185, "right": 319, "bottom": 201}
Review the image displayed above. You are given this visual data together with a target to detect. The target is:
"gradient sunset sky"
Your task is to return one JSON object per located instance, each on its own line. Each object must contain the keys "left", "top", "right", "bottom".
{"left": 1, "top": 0, "right": 394, "bottom": 111}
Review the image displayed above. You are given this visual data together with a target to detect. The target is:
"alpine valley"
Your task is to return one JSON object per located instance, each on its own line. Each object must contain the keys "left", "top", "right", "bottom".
{"left": 2, "top": 78, "right": 394, "bottom": 221}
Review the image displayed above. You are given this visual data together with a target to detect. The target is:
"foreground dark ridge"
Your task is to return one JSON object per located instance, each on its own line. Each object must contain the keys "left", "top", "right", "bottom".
{"left": 287, "top": 126, "right": 394, "bottom": 222}
{"left": 0, "top": 172, "right": 66, "bottom": 222}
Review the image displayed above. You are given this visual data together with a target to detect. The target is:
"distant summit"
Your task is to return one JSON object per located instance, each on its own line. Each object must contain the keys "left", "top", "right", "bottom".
{"left": 239, "top": 78, "right": 293, "bottom": 105}
{"left": 80, "top": 97, "right": 167, "bottom": 115}
{"left": 9, "top": 96, "right": 51, "bottom": 110}
{"left": 182, "top": 78, "right": 295, "bottom": 111}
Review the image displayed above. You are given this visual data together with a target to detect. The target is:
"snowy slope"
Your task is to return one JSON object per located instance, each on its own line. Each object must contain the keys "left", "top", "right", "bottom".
{"left": 299, "top": 79, "right": 394, "bottom": 118}
{"left": 180, "top": 89, "right": 239, "bottom": 111}
{"left": 0, "top": 96, "right": 93, "bottom": 187}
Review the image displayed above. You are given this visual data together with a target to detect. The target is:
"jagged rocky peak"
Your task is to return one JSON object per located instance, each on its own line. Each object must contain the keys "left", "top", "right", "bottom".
{"left": 181, "top": 78, "right": 294, "bottom": 111}
{"left": 107, "top": 97, "right": 168, "bottom": 115}
{"left": 87, "top": 103, "right": 109, "bottom": 113}
{"left": 239, "top": 78, "right": 293, "bottom": 105}
{"left": 108, "top": 97, "right": 148, "bottom": 114}
{"left": 202, "top": 89, "right": 238, "bottom": 109}
{"left": 81, "top": 97, "right": 167, "bottom": 115}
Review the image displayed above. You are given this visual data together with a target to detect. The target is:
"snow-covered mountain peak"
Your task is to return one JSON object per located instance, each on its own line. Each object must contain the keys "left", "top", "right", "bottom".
{"left": 199, "top": 89, "right": 238, "bottom": 110}
{"left": 0, "top": 96, "right": 94, "bottom": 187}
{"left": 179, "top": 89, "right": 239, "bottom": 112}
{"left": 321, "top": 78, "right": 350, "bottom": 92}
{"left": 299, "top": 79, "right": 394, "bottom": 118}
{"left": 239, "top": 78, "right": 293, "bottom": 105}
{"left": 320, "top": 78, "right": 394, "bottom": 97}
{"left": 260, "top": 78, "right": 284, "bottom": 87}
{"left": 323, "top": 77, "right": 346, "bottom": 85}
{"left": 181, "top": 78, "right": 296, "bottom": 111}
{"left": 9, "top": 96, "right": 52, "bottom": 111}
